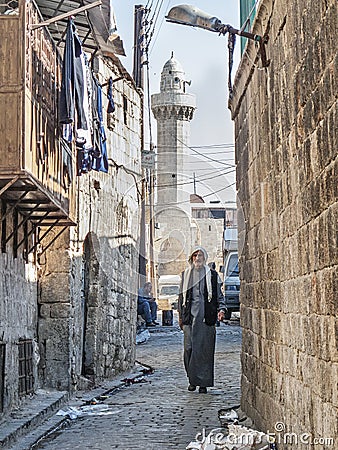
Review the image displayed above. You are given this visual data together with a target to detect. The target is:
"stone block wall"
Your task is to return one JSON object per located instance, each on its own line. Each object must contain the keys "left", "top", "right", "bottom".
{"left": 37, "top": 57, "right": 142, "bottom": 390}
{"left": 230, "top": 0, "right": 337, "bottom": 447}
{"left": 0, "top": 251, "right": 38, "bottom": 413}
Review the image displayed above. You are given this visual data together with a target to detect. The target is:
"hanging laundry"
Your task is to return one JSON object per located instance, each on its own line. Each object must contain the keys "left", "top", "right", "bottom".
{"left": 59, "top": 18, "right": 110, "bottom": 176}
{"left": 92, "top": 78, "right": 108, "bottom": 173}
{"left": 76, "top": 51, "right": 94, "bottom": 175}
{"left": 59, "top": 18, "right": 87, "bottom": 129}
{"left": 107, "top": 77, "right": 115, "bottom": 113}
{"left": 107, "top": 76, "right": 115, "bottom": 131}
{"left": 76, "top": 137, "right": 93, "bottom": 175}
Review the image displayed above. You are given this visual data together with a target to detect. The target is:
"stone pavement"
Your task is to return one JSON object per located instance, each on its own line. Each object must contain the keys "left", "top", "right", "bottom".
{"left": 6, "top": 313, "right": 242, "bottom": 450}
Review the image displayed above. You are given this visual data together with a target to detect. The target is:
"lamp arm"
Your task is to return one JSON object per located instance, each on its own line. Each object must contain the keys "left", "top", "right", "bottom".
{"left": 218, "top": 23, "right": 262, "bottom": 43}
{"left": 218, "top": 24, "right": 270, "bottom": 68}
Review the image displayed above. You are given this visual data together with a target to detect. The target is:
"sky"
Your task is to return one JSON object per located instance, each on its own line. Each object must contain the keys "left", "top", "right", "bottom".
{"left": 113, "top": 1, "right": 242, "bottom": 204}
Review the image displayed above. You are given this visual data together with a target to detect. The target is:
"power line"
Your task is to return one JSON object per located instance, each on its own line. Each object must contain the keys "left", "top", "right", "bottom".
{"left": 185, "top": 158, "right": 235, "bottom": 163}
{"left": 154, "top": 147, "right": 235, "bottom": 156}
{"left": 148, "top": 142, "right": 234, "bottom": 148}
{"left": 191, "top": 144, "right": 234, "bottom": 148}
{"left": 203, "top": 182, "right": 236, "bottom": 198}
{"left": 155, "top": 167, "right": 235, "bottom": 188}
{"left": 145, "top": 0, "right": 165, "bottom": 50}
{"left": 156, "top": 181, "right": 237, "bottom": 206}
{"left": 149, "top": 0, "right": 173, "bottom": 55}
{"left": 177, "top": 138, "right": 236, "bottom": 167}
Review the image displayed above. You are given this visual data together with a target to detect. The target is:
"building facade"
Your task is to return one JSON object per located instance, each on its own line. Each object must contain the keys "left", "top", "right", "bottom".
{"left": 0, "top": 1, "right": 142, "bottom": 414}
{"left": 230, "top": 0, "right": 337, "bottom": 446}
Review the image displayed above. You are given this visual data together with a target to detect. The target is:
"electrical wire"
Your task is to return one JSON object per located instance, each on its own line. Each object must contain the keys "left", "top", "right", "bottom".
{"left": 155, "top": 167, "right": 235, "bottom": 189}
{"left": 145, "top": 0, "right": 154, "bottom": 10}
{"left": 177, "top": 138, "right": 236, "bottom": 167}
{"left": 147, "top": 144, "right": 235, "bottom": 155}
{"left": 191, "top": 143, "right": 234, "bottom": 148}
{"left": 145, "top": 0, "right": 164, "bottom": 49}
{"left": 155, "top": 181, "right": 237, "bottom": 206}
{"left": 202, "top": 182, "right": 236, "bottom": 198}
{"left": 149, "top": 0, "right": 173, "bottom": 55}
{"left": 154, "top": 143, "right": 234, "bottom": 149}
{"left": 184, "top": 158, "right": 235, "bottom": 163}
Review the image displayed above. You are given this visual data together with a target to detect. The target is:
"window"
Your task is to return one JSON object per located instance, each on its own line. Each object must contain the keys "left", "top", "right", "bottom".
{"left": 18, "top": 339, "right": 34, "bottom": 396}
{"left": 123, "top": 96, "right": 128, "bottom": 125}
{"left": 226, "top": 253, "right": 239, "bottom": 277}
{"left": 240, "top": 0, "right": 257, "bottom": 53}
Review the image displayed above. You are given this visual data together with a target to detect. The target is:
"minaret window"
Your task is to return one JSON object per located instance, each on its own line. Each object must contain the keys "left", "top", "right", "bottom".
{"left": 123, "top": 96, "right": 128, "bottom": 125}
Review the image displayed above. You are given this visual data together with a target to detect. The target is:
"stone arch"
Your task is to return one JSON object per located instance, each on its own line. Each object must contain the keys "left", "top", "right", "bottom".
{"left": 81, "top": 232, "right": 101, "bottom": 379}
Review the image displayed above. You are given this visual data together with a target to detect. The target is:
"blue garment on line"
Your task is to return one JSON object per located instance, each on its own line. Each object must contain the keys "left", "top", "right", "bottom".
{"left": 59, "top": 18, "right": 87, "bottom": 129}
{"left": 92, "top": 81, "right": 108, "bottom": 173}
{"left": 107, "top": 77, "right": 115, "bottom": 114}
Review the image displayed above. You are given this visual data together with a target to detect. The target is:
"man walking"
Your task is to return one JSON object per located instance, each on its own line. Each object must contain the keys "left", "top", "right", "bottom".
{"left": 178, "top": 247, "right": 226, "bottom": 393}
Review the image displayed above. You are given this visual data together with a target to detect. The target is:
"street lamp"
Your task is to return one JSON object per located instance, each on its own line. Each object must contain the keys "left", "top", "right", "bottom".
{"left": 166, "top": 4, "right": 269, "bottom": 81}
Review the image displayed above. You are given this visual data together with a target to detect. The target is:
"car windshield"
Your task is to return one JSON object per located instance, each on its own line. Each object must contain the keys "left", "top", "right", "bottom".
{"left": 226, "top": 254, "right": 239, "bottom": 277}
{"left": 160, "top": 285, "right": 180, "bottom": 295}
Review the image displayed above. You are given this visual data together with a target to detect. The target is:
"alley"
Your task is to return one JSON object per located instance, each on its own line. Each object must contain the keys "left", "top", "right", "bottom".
{"left": 19, "top": 316, "right": 241, "bottom": 450}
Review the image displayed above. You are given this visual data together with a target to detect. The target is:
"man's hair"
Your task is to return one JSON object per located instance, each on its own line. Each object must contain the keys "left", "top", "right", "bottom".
{"left": 144, "top": 281, "right": 152, "bottom": 288}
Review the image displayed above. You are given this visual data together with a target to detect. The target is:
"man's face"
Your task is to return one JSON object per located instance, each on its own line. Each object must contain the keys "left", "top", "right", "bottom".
{"left": 192, "top": 250, "right": 205, "bottom": 269}
{"left": 145, "top": 283, "right": 152, "bottom": 294}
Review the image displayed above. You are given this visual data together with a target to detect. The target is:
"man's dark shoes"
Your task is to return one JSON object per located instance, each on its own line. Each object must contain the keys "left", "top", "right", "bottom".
{"left": 146, "top": 322, "right": 156, "bottom": 327}
{"left": 199, "top": 387, "right": 207, "bottom": 394}
{"left": 188, "top": 384, "right": 196, "bottom": 391}
{"left": 152, "top": 320, "right": 159, "bottom": 325}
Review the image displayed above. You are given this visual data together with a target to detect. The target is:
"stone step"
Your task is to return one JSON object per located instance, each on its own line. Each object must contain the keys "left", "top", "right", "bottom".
{"left": 0, "top": 389, "right": 68, "bottom": 449}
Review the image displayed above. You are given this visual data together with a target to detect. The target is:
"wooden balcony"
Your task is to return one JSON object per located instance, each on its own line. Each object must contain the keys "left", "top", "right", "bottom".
{"left": 0, "top": 1, "right": 75, "bottom": 236}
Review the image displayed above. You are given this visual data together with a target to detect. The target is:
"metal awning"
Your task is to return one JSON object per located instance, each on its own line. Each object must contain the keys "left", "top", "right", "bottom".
{"left": 34, "top": 0, "right": 125, "bottom": 55}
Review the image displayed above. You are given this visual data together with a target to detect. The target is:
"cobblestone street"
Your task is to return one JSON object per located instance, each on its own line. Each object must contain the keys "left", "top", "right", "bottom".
{"left": 13, "top": 320, "right": 241, "bottom": 450}
{"left": 13, "top": 315, "right": 241, "bottom": 450}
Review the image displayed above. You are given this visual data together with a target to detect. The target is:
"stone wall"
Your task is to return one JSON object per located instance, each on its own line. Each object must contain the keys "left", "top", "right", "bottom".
{"left": 38, "top": 57, "right": 142, "bottom": 390}
{"left": 0, "top": 251, "right": 38, "bottom": 412}
{"left": 229, "top": 0, "right": 337, "bottom": 447}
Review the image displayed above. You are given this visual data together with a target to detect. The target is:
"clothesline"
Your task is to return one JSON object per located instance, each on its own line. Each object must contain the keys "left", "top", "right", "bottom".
{"left": 59, "top": 18, "right": 113, "bottom": 176}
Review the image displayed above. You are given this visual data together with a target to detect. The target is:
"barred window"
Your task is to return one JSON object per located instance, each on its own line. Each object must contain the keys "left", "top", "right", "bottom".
{"left": 18, "top": 339, "right": 34, "bottom": 396}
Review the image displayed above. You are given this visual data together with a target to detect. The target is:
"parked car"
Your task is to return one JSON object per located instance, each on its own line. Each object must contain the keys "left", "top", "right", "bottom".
{"left": 223, "top": 251, "right": 240, "bottom": 319}
{"left": 157, "top": 275, "right": 181, "bottom": 310}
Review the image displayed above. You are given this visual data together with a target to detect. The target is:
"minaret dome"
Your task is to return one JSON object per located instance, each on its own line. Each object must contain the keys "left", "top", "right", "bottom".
{"left": 160, "top": 52, "right": 186, "bottom": 93}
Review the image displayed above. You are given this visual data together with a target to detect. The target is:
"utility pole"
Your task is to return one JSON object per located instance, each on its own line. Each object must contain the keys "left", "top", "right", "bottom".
{"left": 134, "top": 4, "right": 157, "bottom": 296}
{"left": 133, "top": 5, "right": 146, "bottom": 90}
{"left": 193, "top": 172, "right": 197, "bottom": 195}
{"left": 133, "top": 5, "right": 147, "bottom": 287}
{"left": 148, "top": 144, "right": 157, "bottom": 297}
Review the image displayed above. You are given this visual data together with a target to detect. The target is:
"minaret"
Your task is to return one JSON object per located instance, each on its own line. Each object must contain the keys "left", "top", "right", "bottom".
{"left": 151, "top": 53, "right": 196, "bottom": 208}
